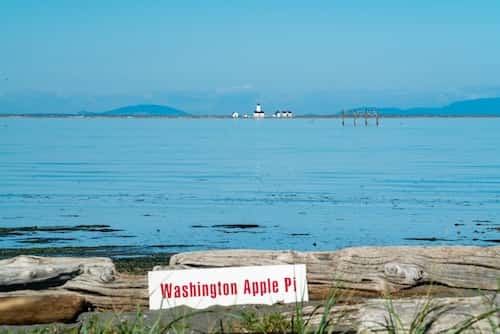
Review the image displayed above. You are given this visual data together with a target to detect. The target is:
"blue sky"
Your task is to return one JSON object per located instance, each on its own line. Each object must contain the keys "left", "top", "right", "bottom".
{"left": 1, "top": 1, "right": 500, "bottom": 114}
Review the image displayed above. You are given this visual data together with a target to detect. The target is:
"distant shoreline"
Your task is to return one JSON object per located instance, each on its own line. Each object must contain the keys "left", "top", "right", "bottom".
{"left": 2, "top": 114, "right": 500, "bottom": 119}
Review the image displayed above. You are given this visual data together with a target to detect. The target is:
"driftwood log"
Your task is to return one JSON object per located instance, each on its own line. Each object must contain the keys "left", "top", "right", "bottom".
{"left": 0, "top": 246, "right": 498, "bottom": 326}
{"left": 295, "top": 294, "right": 499, "bottom": 333}
{"left": 0, "top": 293, "right": 86, "bottom": 325}
{"left": 69, "top": 295, "right": 497, "bottom": 334}
{"left": 168, "top": 246, "right": 500, "bottom": 299}
{"left": 0, "top": 255, "right": 147, "bottom": 312}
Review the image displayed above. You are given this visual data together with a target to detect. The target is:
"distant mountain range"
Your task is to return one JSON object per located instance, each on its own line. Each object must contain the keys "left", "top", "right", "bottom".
{"left": 2, "top": 97, "right": 500, "bottom": 117}
{"left": 80, "top": 104, "right": 189, "bottom": 116}
{"left": 343, "top": 98, "right": 500, "bottom": 116}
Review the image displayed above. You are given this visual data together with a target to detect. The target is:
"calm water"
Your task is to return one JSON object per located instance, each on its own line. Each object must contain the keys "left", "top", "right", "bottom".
{"left": 0, "top": 117, "right": 499, "bottom": 254}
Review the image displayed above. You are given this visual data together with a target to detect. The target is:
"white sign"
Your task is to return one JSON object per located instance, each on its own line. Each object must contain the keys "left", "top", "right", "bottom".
{"left": 148, "top": 264, "right": 308, "bottom": 310}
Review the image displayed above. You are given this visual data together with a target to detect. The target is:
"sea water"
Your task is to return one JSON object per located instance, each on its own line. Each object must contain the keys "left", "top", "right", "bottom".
{"left": 0, "top": 117, "right": 498, "bottom": 254}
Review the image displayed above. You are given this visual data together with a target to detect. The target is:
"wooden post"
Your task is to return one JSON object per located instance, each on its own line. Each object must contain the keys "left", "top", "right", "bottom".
{"left": 353, "top": 112, "right": 357, "bottom": 126}
{"left": 364, "top": 110, "right": 368, "bottom": 126}
{"left": 375, "top": 112, "right": 379, "bottom": 127}
{"left": 341, "top": 110, "right": 345, "bottom": 126}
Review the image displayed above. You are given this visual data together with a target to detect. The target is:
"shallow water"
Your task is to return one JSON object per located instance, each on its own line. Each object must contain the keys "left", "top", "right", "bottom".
{"left": 0, "top": 117, "right": 498, "bottom": 254}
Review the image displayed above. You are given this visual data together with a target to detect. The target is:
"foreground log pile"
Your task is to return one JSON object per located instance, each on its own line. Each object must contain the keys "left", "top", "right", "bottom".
{"left": 0, "top": 246, "right": 498, "bottom": 331}
{"left": 169, "top": 246, "right": 500, "bottom": 299}
{"left": 296, "top": 294, "right": 499, "bottom": 333}
{"left": 0, "top": 255, "right": 148, "bottom": 313}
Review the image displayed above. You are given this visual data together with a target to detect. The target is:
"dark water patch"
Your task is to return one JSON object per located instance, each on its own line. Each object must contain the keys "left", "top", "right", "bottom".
{"left": 2, "top": 216, "right": 24, "bottom": 220}
{"left": 216, "top": 229, "right": 264, "bottom": 234}
{"left": 298, "top": 211, "right": 307, "bottom": 215}
{"left": 143, "top": 214, "right": 153, "bottom": 217}
{"left": 19, "top": 194, "right": 50, "bottom": 199}
{"left": 485, "top": 226, "right": 500, "bottom": 232}
{"left": 0, "top": 224, "right": 122, "bottom": 237}
{"left": 211, "top": 224, "right": 261, "bottom": 229}
{"left": 454, "top": 223, "right": 465, "bottom": 226}
{"left": 18, "top": 237, "right": 77, "bottom": 244}
{"left": 289, "top": 233, "right": 311, "bottom": 236}
{"left": 0, "top": 245, "right": 141, "bottom": 259}
{"left": 114, "top": 253, "right": 173, "bottom": 274}
{"left": 481, "top": 239, "right": 500, "bottom": 243}
{"left": 0, "top": 230, "right": 25, "bottom": 237}
{"left": 150, "top": 244, "right": 204, "bottom": 249}
{"left": 59, "top": 214, "right": 80, "bottom": 218}
{"left": 191, "top": 225, "right": 208, "bottom": 228}
{"left": 404, "top": 237, "right": 458, "bottom": 242}
{"left": 80, "top": 226, "right": 122, "bottom": 232}
{"left": 472, "top": 219, "right": 492, "bottom": 223}
{"left": 0, "top": 244, "right": 208, "bottom": 260}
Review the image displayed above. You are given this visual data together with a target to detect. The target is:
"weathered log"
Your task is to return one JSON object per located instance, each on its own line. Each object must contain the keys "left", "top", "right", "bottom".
{"left": 1, "top": 294, "right": 497, "bottom": 332}
{"left": 0, "top": 293, "right": 86, "bottom": 325}
{"left": 0, "top": 246, "right": 498, "bottom": 316}
{"left": 72, "top": 295, "right": 500, "bottom": 334}
{"left": 62, "top": 272, "right": 148, "bottom": 311}
{"left": 0, "top": 255, "right": 146, "bottom": 312}
{"left": 295, "top": 295, "right": 499, "bottom": 333}
{"left": 0, "top": 255, "right": 115, "bottom": 291}
{"left": 168, "top": 246, "right": 500, "bottom": 299}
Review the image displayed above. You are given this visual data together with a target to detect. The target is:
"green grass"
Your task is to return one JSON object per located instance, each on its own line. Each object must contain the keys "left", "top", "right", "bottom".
{"left": 379, "top": 292, "right": 499, "bottom": 334}
{"left": 1, "top": 292, "right": 498, "bottom": 334}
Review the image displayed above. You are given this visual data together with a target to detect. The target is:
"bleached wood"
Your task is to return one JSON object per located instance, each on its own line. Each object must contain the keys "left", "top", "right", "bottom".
{"left": 0, "top": 255, "right": 115, "bottom": 289}
{"left": 0, "top": 246, "right": 498, "bottom": 317}
{"left": 0, "top": 255, "right": 140, "bottom": 311}
{"left": 168, "top": 246, "right": 500, "bottom": 299}
{"left": 296, "top": 295, "right": 499, "bottom": 334}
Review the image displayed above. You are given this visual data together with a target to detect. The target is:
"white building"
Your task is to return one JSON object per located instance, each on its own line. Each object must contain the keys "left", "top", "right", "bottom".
{"left": 253, "top": 103, "right": 265, "bottom": 118}
{"left": 274, "top": 110, "right": 293, "bottom": 118}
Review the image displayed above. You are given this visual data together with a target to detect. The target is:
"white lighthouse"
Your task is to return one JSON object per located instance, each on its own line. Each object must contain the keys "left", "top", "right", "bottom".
{"left": 253, "top": 103, "right": 265, "bottom": 118}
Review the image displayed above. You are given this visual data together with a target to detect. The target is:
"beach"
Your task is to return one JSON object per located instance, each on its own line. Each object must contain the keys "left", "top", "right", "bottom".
{"left": 1, "top": 246, "right": 498, "bottom": 332}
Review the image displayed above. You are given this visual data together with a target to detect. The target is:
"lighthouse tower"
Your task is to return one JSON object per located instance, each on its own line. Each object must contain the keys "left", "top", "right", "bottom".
{"left": 253, "top": 103, "right": 265, "bottom": 118}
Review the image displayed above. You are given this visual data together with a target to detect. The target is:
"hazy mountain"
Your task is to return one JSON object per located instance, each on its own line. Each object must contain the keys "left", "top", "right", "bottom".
{"left": 81, "top": 104, "right": 189, "bottom": 116}
{"left": 344, "top": 98, "right": 500, "bottom": 116}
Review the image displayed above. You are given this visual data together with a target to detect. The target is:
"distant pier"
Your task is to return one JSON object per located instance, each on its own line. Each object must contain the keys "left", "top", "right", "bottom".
{"left": 341, "top": 108, "right": 379, "bottom": 127}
